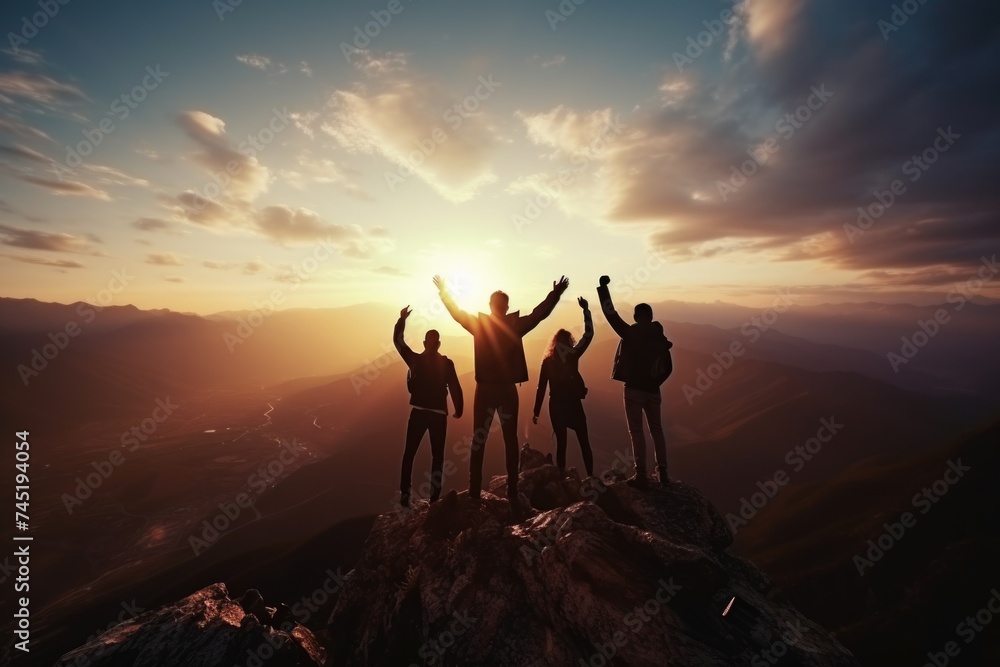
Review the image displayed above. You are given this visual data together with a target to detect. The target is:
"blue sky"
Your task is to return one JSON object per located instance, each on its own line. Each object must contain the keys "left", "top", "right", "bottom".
{"left": 1, "top": 0, "right": 997, "bottom": 313}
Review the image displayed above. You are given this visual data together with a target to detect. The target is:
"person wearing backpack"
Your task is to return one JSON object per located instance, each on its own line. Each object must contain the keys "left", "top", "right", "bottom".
{"left": 393, "top": 305, "right": 464, "bottom": 507}
{"left": 595, "top": 275, "right": 674, "bottom": 488}
{"left": 532, "top": 296, "right": 595, "bottom": 477}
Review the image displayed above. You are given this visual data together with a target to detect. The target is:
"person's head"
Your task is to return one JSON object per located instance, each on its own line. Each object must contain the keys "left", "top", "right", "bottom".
{"left": 545, "top": 329, "right": 576, "bottom": 361}
{"left": 634, "top": 303, "right": 653, "bottom": 323}
{"left": 423, "top": 329, "right": 441, "bottom": 353}
{"left": 490, "top": 290, "right": 509, "bottom": 316}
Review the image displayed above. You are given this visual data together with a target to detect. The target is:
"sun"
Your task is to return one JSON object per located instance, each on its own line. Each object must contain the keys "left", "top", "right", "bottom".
{"left": 439, "top": 265, "right": 485, "bottom": 308}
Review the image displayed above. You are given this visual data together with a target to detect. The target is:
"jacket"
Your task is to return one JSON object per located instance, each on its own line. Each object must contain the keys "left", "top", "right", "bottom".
{"left": 533, "top": 308, "right": 593, "bottom": 416}
{"left": 597, "top": 284, "right": 674, "bottom": 393}
{"left": 393, "top": 317, "right": 464, "bottom": 414}
{"left": 440, "top": 288, "right": 562, "bottom": 384}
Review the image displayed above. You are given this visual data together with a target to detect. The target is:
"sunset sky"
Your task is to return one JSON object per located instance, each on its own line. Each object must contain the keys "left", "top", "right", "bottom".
{"left": 0, "top": 0, "right": 997, "bottom": 315}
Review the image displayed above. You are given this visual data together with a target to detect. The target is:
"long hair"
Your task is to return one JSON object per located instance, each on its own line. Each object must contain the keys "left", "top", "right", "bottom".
{"left": 544, "top": 329, "right": 575, "bottom": 362}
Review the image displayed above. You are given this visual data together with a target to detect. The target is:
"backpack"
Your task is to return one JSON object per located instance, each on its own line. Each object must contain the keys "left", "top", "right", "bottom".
{"left": 406, "top": 354, "right": 448, "bottom": 398}
{"left": 651, "top": 335, "right": 673, "bottom": 386}
{"left": 614, "top": 329, "right": 673, "bottom": 387}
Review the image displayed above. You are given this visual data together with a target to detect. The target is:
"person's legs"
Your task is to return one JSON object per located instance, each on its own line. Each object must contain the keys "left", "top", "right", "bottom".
{"left": 469, "top": 384, "right": 494, "bottom": 499}
{"left": 549, "top": 399, "right": 568, "bottom": 471}
{"left": 623, "top": 388, "right": 647, "bottom": 476}
{"left": 428, "top": 412, "right": 447, "bottom": 502}
{"left": 642, "top": 390, "right": 668, "bottom": 480}
{"left": 400, "top": 409, "right": 428, "bottom": 506}
{"left": 574, "top": 413, "right": 594, "bottom": 477}
{"left": 497, "top": 383, "right": 521, "bottom": 498}
{"left": 552, "top": 424, "right": 568, "bottom": 471}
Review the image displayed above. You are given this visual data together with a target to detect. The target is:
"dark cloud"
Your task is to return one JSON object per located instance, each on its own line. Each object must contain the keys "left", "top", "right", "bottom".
{"left": 571, "top": 0, "right": 1000, "bottom": 286}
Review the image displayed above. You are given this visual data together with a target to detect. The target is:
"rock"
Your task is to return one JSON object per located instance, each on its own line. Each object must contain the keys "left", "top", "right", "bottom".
{"left": 55, "top": 583, "right": 326, "bottom": 667}
{"left": 327, "top": 445, "right": 860, "bottom": 666}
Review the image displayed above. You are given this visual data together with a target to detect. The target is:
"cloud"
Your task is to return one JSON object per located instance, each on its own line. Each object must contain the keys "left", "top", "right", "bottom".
{"left": 176, "top": 110, "right": 270, "bottom": 204}
{"left": 0, "top": 224, "right": 101, "bottom": 254}
{"left": 521, "top": 0, "right": 1000, "bottom": 289}
{"left": 243, "top": 259, "right": 267, "bottom": 275}
{"left": 279, "top": 153, "right": 372, "bottom": 200}
{"left": 135, "top": 147, "right": 164, "bottom": 162}
{"left": 0, "top": 253, "right": 84, "bottom": 269}
{"left": 321, "top": 60, "right": 501, "bottom": 201}
{"left": 253, "top": 205, "right": 390, "bottom": 257}
{"left": 131, "top": 217, "right": 175, "bottom": 232}
{"left": 144, "top": 252, "right": 184, "bottom": 266}
{"left": 165, "top": 191, "right": 232, "bottom": 227}
{"left": 1, "top": 47, "right": 46, "bottom": 66}
{"left": 517, "top": 106, "right": 621, "bottom": 157}
{"left": 535, "top": 54, "right": 566, "bottom": 68}
{"left": 0, "top": 143, "right": 51, "bottom": 163}
{"left": 0, "top": 116, "right": 52, "bottom": 142}
{"left": 203, "top": 260, "right": 238, "bottom": 270}
{"left": 299, "top": 61, "right": 314, "bottom": 77}
{"left": 163, "top": 275, "right": 186, "bottom": 283}
{"left": 13, "top": 173, "right": 112, "bottom": 200}
{"left": 348, "top": 49, "right": 409, "bottom": 75}
{"left": 236, "top": 54, "right": 273, "bottom": 71}
{"left": 82, "top": 164, "right": 149, "bottom": 187}
{"left": 0, "top": 71, "right": 87, "bottom": 107}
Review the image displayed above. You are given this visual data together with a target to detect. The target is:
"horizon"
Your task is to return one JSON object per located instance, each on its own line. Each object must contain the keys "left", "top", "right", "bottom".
{"left": 4, "top": 290, "right": 1000, "bottom": 320}
{"left": 2, "top": 1, "right": 998, "bottom": 313}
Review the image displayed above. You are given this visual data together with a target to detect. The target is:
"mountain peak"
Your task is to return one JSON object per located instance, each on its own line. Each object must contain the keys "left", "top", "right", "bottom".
{"left": 327, "top": 447, "right": 860, "bottom": 666}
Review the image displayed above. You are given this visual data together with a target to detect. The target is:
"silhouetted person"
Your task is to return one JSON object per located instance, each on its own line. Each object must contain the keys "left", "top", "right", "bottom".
{"left": 434, "top": 274, "right": 569, "bottom": 504}
{"left": 532, "top": 297, "right": 595, "bottom": 477}
{"left": 596, "top": 275, "right": 673, "bottom": 487}
{"left": 393, "top": 306, "right": 464, "bottom": 508}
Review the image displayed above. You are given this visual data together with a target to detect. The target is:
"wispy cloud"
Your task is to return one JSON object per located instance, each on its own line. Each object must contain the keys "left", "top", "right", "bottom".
{"left": 15, "top": 173, "right": 112, "bottom": 200}
{"left": 144, "top": 252, "right": 184, "bottom": 266}
{"left": 0, "top": 223, "right": 102, "bottom": 254}
{"left": 320, "top": 53, "right": 501, "bottom": 202}
{"left": 131, "top": 217, "right": 176, "bottom": 233}
{"left": 0, "top": 252, "right": 84, "bottom": 269}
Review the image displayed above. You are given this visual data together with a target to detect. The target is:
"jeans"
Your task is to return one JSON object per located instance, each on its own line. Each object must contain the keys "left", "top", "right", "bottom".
{"left": 623, "top": 387, "right": 667, "bottom": 474}
{"left": 470, "top": 382, "right": 520, "bottom": 499}
{"left": 400, "top": 408, "right": 447, "bottom": 501}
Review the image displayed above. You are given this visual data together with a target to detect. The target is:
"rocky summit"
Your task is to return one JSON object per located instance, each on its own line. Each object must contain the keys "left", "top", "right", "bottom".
{"left": 327, "top": 445, "right": 860, "bottom": 666}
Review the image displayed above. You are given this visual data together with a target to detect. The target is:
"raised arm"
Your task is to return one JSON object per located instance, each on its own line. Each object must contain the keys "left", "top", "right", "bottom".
{"left": 574, "top": 297, "right": 595, "bottom": 357}
{"left": 596, "top": 276, "right": 630, "bottom": 338}
{"left": 392, "top": 306, "right": 418, "bottom": 365}
{"left": 517, "top": 276, "right": 569, "bottom": 335}
{"left": 445, "top": 359, "right": 464, "bottom": 418}
{"left": 532, "top": 361, "right": 549, "bottom": 424}
{"left": 433, "top": 275, "right": 475, "bottom": 333}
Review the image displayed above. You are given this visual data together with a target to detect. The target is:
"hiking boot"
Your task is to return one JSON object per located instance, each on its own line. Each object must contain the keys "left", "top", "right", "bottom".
{"left": 657, "top": 466, "right": 670, "bottom": 485}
